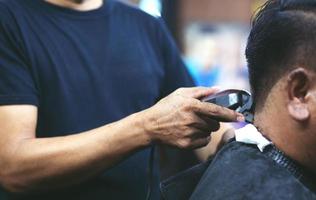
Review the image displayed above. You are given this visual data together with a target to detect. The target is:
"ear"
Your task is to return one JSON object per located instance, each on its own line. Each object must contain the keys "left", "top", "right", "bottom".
{"left": 287, "top": 68, "right": 312, "bottom": 121}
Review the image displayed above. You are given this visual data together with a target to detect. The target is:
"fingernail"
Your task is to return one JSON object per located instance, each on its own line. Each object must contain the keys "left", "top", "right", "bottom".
{"left": 237, "top": 114, "right": 245, "bottom": 122}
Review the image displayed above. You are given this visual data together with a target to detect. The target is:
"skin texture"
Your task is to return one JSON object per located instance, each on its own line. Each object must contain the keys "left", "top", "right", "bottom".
{"left": 255, "top": 67, "right": 316, "bottom": 175}
{"left": 0, "top": 87, "right": 243, "bottom": 194}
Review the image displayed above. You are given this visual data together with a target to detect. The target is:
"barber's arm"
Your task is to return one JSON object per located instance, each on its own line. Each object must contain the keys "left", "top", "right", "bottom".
{"left": 0, "top": 87, "right": 243, "bottom": 194}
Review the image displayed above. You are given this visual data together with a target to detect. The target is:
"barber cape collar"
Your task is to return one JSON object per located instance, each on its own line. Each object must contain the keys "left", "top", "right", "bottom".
{"left": 235, "top": 124, "right": 316, "bottom": 191}
{"left": 235, "top": 124, "right": 271, "bottom": 152}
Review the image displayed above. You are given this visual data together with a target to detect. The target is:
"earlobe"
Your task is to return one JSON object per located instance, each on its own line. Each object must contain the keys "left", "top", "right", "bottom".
{"left": 287, "top": 68, "right": 311, "bottom": 122}
{"left": 288, "top": 101, "right": 310, "bottom": 121}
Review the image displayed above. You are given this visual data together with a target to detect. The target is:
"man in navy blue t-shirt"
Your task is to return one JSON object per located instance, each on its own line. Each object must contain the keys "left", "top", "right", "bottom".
{"left": 0, "top": 0, "right": 243, "bottom": 199}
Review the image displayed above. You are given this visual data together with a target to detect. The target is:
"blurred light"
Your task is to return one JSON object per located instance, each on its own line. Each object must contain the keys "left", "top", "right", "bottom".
{"left": 139, "top": 0, "right": 161, "bottom": 17}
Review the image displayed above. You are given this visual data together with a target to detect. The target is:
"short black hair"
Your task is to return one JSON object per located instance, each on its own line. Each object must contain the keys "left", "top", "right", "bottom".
{"left": 246, "top": 0, "right": 316, "bottom": 111}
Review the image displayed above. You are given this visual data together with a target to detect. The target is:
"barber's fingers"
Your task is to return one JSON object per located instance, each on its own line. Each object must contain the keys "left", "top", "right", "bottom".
{"left": 192, "top": 101, "right": 245, "bottom": 122}
{"left": 190, "top": 115, "right": 220, "bottom": 132}
{"left": 174, "top": 87, "right": 220, "bottom": 99}
{"left": 200, "top": 115, "right": 220, "bottom": 132}
{"left": 189, "top": 137, "right": 211, "bottom": 149}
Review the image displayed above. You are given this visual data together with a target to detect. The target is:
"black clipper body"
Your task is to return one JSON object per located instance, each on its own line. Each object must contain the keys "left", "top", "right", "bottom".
{"left": 202, "top": 89, "right": 254, "bottom": 123}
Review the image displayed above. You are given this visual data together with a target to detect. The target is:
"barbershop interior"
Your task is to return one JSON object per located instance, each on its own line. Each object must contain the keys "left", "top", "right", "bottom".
{"left": 1, "top": 0, "right": 316, "bottom": 199}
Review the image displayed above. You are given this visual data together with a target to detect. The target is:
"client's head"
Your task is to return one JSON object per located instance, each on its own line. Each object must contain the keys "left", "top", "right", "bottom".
{"left": 246, "top": 0, "right": 316, "bottom": 172}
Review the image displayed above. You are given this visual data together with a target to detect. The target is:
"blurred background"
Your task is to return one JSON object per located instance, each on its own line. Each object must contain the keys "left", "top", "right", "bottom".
{"left": 119, "top": 0, "right": 268, "bottom": 178}
{"left": 121, "top": 0, "right": 267, "bottom": 91}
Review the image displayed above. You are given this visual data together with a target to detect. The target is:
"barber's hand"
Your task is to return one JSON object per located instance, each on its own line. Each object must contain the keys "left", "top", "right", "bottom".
{"left": 142, "top": 87, "right": 244, "bottom": 149}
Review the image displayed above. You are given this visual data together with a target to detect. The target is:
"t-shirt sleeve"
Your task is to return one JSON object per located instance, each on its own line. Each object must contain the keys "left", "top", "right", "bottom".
{"left": 156, "top": 18, "right": 195, "bottom": 98}
{"left": 0, "top": 15, "right": 39, "bottom": 106}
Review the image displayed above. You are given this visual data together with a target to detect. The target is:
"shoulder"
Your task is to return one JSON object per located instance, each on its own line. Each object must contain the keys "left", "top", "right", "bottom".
{"left": 109, "top": 1, "right": 169, "bottom": 48}
{"left": 0, "top": 1, "right": 17, "bottom": 35}
{"left": 0, "top": 0, "right": 25, "bottom": 24}
{"left": 190, "top": 142, "right": 316, "bottom": 200}
{"left": 111, "top": 1, "right": 157, "bottom": 20}
{"left": 111, "top": 0, "right": 162, "bottom": 29}
{"left": 0, "top": 0, "right": 23, "bottom": 12}
{"left": 0, "top": 0, "right": 12, "bottom": 6}
{"left": 0, "top": 0, "right": 13, "bottom": 19}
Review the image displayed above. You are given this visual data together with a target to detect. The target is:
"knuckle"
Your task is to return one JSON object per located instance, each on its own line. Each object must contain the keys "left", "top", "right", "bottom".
{"left": 187, "top": 120, "right": 198, "bottom": 127}
{"left": 183, "top": 115, "right": 195, "bottom": 125}
{"left": 191, "top": 99, "right": 200, "bottom": 107}
{"left": 180, "top": 100, "right": 192, "bottom": 112}
{"left": 175, "top": 88, "right": 185, "bottom": 94}
{"left": 180, "top": 126, "right": 191, "bottom": 135}
{"left": 177, "top": 139, "right": 191, "bottom": 149}
{"left": 210, "top": 105, "right": 221, "bottom": 115}
{"left": 184, "top": 99, "right": 198, "bottom": 111}
{"left": 189, "top": 129, "right": 200, "bottom": 137}
{"left": 214, "top": 106, "right": 229, "bottom": 116}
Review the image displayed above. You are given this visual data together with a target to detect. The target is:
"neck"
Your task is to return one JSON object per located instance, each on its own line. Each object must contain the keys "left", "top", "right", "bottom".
{"left": 255, "top": 111, "right": 316, "bottom": 175}
{"left": 45, "top": 0, "right": 103, "bottom": 11}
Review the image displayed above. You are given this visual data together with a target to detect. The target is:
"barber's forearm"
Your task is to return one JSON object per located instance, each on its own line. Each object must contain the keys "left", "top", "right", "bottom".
{"left": 2, "top": 112, "right": 151, "bottom": 194}
{"left": 1, "top": 87, "right": 242, "bottom": 194}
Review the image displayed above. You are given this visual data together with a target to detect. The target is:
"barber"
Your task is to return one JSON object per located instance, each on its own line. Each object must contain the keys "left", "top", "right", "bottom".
{"left": 0, "top": 0, "right": 244, "bottom": 199}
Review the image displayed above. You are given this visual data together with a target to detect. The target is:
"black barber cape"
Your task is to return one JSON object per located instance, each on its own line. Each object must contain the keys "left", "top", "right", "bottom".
{"left": 161, "top": 141, "right": 316, "bottom": 200}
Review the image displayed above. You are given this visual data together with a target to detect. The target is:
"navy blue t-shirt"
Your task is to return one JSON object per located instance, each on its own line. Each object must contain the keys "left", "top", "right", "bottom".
{"left": 0, "top": 0, "right": 194, "bottom": 199}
